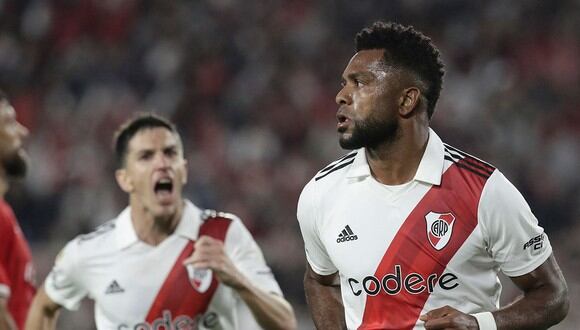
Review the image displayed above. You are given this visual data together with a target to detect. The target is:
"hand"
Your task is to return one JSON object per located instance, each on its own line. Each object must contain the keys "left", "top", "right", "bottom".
{"left": 183, "top": 235, "right": 247, "bottom": 290}
{"left": 420, "top": 305, "right": 479, "bottom": 330}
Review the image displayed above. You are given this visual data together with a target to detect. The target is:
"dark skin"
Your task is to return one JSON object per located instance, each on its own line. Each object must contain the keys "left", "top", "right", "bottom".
{"left": 304, "top": 266, "right": 346, "bottom": 330}
{"left": 305, "top": 49, "right": 569, "bottom": 329}
{"left": 420, "top": 255, "right": 568, "bottom": 330}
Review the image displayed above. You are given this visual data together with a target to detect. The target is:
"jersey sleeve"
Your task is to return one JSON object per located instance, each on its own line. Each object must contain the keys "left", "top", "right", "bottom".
{"left": 478, "top": 170, "right": 552, "bottom": 277}
{"left": 43, "top": 239, "right": 88, "bottom": 310}
{"left": 296, "top": 180, "right": 337, "bottom": 276}
{"left": 224, "top": 217, "right": 282, "bottom": 296}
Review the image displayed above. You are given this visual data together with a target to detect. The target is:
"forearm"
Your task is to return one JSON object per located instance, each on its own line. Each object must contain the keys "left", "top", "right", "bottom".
{"left": 236, "top": 279, "right": 297, "bottom": 330}
{"left": 304, "top": 275, "right": 346, "bottom": 329}
{"left": 490, "top": 255, "right": 569, "bottom": 330}
{"left": 25, "top": 288, "right": 61, "bottom": 330}
{"left": 24, "top": 308, "right": 59, "bottom": 330}
{"left": 492, "top": 283, "right": 568, "bottom": 330}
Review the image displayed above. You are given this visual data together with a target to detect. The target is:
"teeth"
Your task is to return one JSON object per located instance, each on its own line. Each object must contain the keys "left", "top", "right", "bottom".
{"left": 154, "top": 178, "right": 173, "bottom": 194}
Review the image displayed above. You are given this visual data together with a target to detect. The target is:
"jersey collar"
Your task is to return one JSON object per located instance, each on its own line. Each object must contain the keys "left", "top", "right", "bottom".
{"left": 345, "top": 127, "right": 445, "bottom": 186}
{"left": 115, "top": 199, "right": 202, "bottom": 249}
{"left": 414, "top": 128, "right": 445, "bottom": 186}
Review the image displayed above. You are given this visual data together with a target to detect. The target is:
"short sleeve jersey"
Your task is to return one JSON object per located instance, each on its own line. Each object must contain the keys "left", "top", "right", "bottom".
{"left": 297, "top": 129, "right": 552, "bottom": 330}
{"left": 0, "top": 200, "right": 36, "bottom": 329}
{"left": 44, "top": 200, "right": 282, "bottom": 330}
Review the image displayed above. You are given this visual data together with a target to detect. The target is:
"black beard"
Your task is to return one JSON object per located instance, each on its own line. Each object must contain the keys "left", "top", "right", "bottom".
{"left": 3, "top": 150, "right": 28, "bottom": 179}
{"left": 339, "top": 115, "right": 400, "bottom": 150}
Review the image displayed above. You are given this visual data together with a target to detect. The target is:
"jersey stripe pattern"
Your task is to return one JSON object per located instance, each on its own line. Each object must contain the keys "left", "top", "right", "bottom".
{"left": 359, "top": 149, "right": 492, "bottom": 329}
{"left": 315, "top": 151, "right": 357, "bottom": 181}
{"left": 443, "top": 144, "right": 495, "bottom": 179}
{"left": 145, "top": 216, "right": 232, "bottom": 323}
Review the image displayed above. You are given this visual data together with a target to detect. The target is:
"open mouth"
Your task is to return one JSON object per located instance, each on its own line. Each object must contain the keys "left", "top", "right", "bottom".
{"left": 154, "top": 178, "right": 174, "bottom": 202}
{"left": 337, "top": 114, "right": 350, "bottom": 133}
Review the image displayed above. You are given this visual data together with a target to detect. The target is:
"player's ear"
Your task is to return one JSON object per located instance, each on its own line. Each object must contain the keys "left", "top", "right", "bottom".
{"left": 398, "top": 87, "right": 421, "bottom": 117}
{"left": 115, "top": 168, "right": 134, "bottom": 193}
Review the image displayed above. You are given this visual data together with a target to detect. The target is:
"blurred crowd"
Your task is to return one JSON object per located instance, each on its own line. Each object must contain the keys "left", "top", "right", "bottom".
{"left": 0, "top": 0, "right": 579, "bottom": 328}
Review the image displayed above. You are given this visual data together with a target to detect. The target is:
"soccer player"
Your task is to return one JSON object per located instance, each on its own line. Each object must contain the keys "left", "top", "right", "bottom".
{"left": 26, "top": 114, "right": 296, "bottom": 329}
{"left": 0, "top": 90, "right": 35, "bottom": 330}
{"left": 297, "top": 21, "right": 569, "bottom": 329}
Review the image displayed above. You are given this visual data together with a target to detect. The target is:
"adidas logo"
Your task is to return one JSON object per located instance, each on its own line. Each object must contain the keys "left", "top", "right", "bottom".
{"left": 104, "top": 280, "right": 125, "bottom": 294}
{"left": 336, "top": 225, "right": 358, "bottom": 243}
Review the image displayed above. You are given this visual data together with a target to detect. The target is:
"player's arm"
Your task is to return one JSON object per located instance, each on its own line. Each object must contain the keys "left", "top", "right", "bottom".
{"left": 0, "top": 297, "right": 17, "bottom": 330}
{"left": 231, "top": 274, "right": 296, "bottom": 330}
{"left": 421, "top": 254, "right": 568, "bottom": 330}
{"left": 24, "top": 286, "right": 62, "bottom": 330}
{"left": 495, "top": 254, "right": 568, "bottom": 329}
{"left": 304, "top": 264, "right": 346, "bottom": 330}
{"left": 184, "top": 235, "right": 297, "bottom": 330}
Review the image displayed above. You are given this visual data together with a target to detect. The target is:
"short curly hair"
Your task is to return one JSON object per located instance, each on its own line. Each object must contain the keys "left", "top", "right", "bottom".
{"left": 355, "top": 21, "right": 444, "bottom": 119}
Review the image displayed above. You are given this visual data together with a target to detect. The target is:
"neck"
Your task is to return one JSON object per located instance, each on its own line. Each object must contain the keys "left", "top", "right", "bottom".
{"left": 366, "top": 123, "right": 429, "bottom": 185}
{"left": 130, "top": 199, "right": 184, "bottom": 246}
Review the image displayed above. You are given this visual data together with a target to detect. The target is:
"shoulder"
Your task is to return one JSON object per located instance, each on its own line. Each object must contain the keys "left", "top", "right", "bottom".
{"left": 63, "top": 219, "right": 118, "bottom": 259}
{"left": 301, "top": 150, "right": 359, "bottom": 198}
{"left": 480, "top": 169, "right": 527, "bottom": 207}
{"left": 443, "top": 143, "right": 496, "bottom": 180}
{"left": 314, "top": 150, "right": 358, "bottom": 182}
{"left": 298, "top": 150, "right": 359, "bottom": 226}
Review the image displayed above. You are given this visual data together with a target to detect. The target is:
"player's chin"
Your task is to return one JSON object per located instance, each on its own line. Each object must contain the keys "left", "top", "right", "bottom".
{"left": 152, "top": 198, "right": 179, "bottom": 213}
{"left": 338, "top": 135, "right": 360, "bottom": 150}
{"left": 151, "top": 205, "right": 178, "bottom": 220}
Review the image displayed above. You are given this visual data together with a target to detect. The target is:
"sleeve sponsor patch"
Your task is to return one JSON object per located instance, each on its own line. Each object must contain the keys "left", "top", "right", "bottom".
{"left": 523, "top": 233, "right": 545, "bottom": 255}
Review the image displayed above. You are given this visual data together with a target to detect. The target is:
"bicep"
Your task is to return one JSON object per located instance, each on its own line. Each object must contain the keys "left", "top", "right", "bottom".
{"left": 509, "top": 254, "right": 567, "bottom": 295}
{"left": 304, "top": 264, "right": 346, "bottom": 329}
{"left": 304, "top": 263, "right": 339, "bottom": 287}
{"left": 25, "top": 287, "right": 62, "bottom": 330}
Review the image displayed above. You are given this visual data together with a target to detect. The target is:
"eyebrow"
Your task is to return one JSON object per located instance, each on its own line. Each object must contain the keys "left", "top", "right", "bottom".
{"left": 350, "top": 70, "right": 375, "bottom": 79}
{"left": 133, "top": 143, "right": 178, "bottom": 154}
{"left": 342, "top": 71, "right": 376, "bottom": 84}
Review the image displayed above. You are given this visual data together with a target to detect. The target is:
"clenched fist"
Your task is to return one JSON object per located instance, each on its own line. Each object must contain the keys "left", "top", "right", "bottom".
{"left": 183, "top": 235, "right": 247, "bottom": 290}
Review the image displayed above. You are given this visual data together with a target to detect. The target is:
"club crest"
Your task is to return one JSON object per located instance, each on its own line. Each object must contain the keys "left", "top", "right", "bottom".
{"left": 425, "top": 211, "right": 456, "bottom": 250}
{"left": 185, "top": 264, "right": 212, "bottom": 293}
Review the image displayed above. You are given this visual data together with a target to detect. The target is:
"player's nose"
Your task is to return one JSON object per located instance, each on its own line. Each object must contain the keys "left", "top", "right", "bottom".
{"left": 336, "top": 86, "right": 352, "bottom": 106}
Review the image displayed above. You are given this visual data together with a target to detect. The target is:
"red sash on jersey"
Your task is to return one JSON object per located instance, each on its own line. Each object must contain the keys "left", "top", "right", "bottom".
{"left": 359, "top": 163, "right": 488, "bottom": 329}
{"left": 145, "top": 216, "right": 232, "bottom": 324}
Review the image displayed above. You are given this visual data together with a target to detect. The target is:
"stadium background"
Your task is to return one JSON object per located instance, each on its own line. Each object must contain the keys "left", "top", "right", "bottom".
{"left": 1, "top": 0, "right": 578, "bottom": 328}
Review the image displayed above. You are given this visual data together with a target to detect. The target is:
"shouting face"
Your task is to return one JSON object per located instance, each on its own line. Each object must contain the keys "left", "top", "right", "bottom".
{"left": 116, "top": 127, "right": 188, "bottom": 220}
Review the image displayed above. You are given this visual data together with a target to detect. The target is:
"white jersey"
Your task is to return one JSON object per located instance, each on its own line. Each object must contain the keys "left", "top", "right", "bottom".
{"left": 45, "top": 200, "right": 282, "bottom": 330}
{"left": 297, "top": 129, "right": 552, "bottom": 330}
